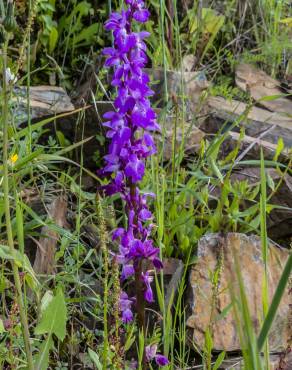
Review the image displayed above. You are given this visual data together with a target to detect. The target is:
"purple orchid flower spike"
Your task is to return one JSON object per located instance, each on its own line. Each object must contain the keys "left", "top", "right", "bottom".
{"left": 102, "top": 0, "right": 167, "bottom": 367}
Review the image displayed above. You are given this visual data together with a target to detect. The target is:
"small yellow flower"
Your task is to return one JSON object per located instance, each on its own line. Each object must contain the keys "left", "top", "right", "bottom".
{"left": 10, "top": 154, "right": 18, "bottom": 163}
{"left": 8, "top": 154, "right": 18, "bottom": 167}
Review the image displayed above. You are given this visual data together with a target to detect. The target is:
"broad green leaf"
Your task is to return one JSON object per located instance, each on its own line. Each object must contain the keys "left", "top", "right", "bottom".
{"left": 213, "top": 351, "right": 225, "bottom": 370}
{"left": 0, "top": 318, "right": 5, "bottom": 334}
{"left": 40, "top": 291, "right": 54, "bottom": 313}
{"left": 88, "top": 348, "right": 102, "bottom": 370}
{"left": 74, "top": 24, "right": 99, "bottom": 47}
{"left": 0, "top": 245, "right": 39, "bottom": 288}
{"left": 124, "top": 323, "right": 136, "bottom": 351}
{"left": 35, "top": 289, "right": 67, "bottom": 341}
{"left": 34, "top": 335, "right": 54, "bottom": 370}
{"left": 49, "top": 27, "right": 58, "bottom": 53}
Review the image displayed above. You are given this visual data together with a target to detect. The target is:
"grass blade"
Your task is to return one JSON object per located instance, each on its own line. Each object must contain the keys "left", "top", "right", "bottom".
{"left": 257, "top": 252, "right": 292, "bottom": 351}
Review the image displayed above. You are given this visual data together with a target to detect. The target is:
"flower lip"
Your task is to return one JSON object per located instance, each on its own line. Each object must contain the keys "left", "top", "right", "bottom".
{"left": 155, "top": 354, "right": 169, "bottom": 366}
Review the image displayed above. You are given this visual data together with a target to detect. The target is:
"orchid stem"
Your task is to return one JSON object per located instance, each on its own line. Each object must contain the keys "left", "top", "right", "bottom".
{"left": 135, "top": 260, "right": 146, "bottom": 369}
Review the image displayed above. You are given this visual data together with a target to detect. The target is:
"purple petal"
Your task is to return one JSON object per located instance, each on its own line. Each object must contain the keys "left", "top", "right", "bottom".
{"left": 144, "top": 286, "right": 154, "bottom": 302}
{"left": 139, "top": 209, "right": 152, "bottom": 220}
{"left": 153, "top": 257, "right": 163, "bottom": 270}
{"left": 145, "top": 344, "right": 157, "bottom": 361}
{"left": 133, "top": 9, "right": 150, "bottom": 22}
{"left": 125, "top": 155, "right": 145, "bottom": 183}
{"left": 155, "top": 354, "right": 169, "bottom": 366}
{"left": 112, "top": 228, "right": 125, "bottom": 240}
{"left": 121, "top": 264, "right": 135, "bottom": 280}
{"left": 122, "top": 308, "right": 133, "bottom": 323}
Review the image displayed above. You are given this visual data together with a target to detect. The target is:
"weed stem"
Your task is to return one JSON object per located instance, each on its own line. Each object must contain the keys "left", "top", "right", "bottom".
{"left": 1, "top": 39, "right": 34, "bottom": 369}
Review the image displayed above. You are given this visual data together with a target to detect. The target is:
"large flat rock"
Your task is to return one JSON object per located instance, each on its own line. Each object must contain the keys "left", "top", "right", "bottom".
{"left": 236, "top": 63, "right": 292, "bottom": 115}
{"left": 186, "top": 233, "right": 290, "bottom": 352}
{"left": 204, "top": 96, "right": 292, "bottom": 147}
{"left": 12, "top": 86, "right": 74, "bottom": 125}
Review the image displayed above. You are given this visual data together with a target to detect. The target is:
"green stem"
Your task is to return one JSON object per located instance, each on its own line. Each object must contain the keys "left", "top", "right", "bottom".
{"left": 27, "top": 0, "right": 32, "bottom": 152}
{"left": 130, "top": 182, "right": 146, "bottom": 370}
{"left": 2, "top": 40, "right": 34, "bottom": 369}
{"left": 0, "top": 0, "right": 4, "bottom": 18}
{"left": 96, "top": 195, "right": 109, "bottom": 370}
{"left": 135, "top": 260, "right": 146, "bottom": 370}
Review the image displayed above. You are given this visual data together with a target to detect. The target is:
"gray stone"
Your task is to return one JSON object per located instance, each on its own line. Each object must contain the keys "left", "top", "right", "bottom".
{"left": 186, "top": 233, "right": 291, "bottom": 352}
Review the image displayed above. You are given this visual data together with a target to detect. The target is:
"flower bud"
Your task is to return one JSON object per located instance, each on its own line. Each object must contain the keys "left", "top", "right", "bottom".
{"left": 3, "top": 0, "right": 17, "bottom": 32}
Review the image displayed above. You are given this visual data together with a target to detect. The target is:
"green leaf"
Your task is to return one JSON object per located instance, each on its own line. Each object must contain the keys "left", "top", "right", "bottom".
{"left": 124, "top": 323, "right": 136, "bottom": 351}
{"left": 210, "top": 158, "right": 223, "bottom": 183}
{"left": 35, "top": 289, "right": 67, "bottom": 341}
{"left": 73, "top": 24, "right": 99, "bottom": 47}
{"left": 49, "top": 26, "right": 58, "bottom": 53}
{"left": 212, "top": 351, "right": 225, "bottom": 370}
{"left": 258, "top": 94, "right": 290, "bottom": 102}
{"left": 0, "top": 318, "right": 6, "bottom": 334}
{"left": 279, "top": 17, "right": 292, "bottom": 26}
{"left": 258, "top": 253, "right": 292, "bottom": 351}
{"left": 0, "top": 245, "right": 39, "bottom": 288}
{"left": 40, "top": 291, "right": 54, "bottom": 313}
{"left": 216, "top": 302, "right": 234, "bottom": 323}
{"left": 88, "top": 348, "right": 102, "bottom": 370}
{"left": 273, "top": 138, "right": 284, "bottom": 162}
{"left": 34, "top": 335, "right": 54, "bottom": 370}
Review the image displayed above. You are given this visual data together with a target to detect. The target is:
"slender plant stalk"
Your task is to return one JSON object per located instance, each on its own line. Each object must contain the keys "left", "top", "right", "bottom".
{"left": 257, "top": 252, "right": 292, "bottom": 351}
{"left": 1, "top": 40, "right": 34, "bottom": 369}
{"left": 0, "top": 0, "right": 4, "bottom": 17}
{"left": 96, "top": 195, "right": 109, "bottom": 369}
{"left": 159, "top": 0, "right": 169, "bottom": 167}
{"left": 112, "top": 256, "right": 122, "bottom": 368}
{"left": 260, "top": 149, "right": 270, "bottom": 369}
{"left": 15, "top": 0, "right": 38, "bottom": 77}
{"left": 27, "top": 0, "right": 32, "bottom": 153}
{"left": 135, "top": 260, "right": 146, "bottom": 333}
{"left": 159, "top": 0, "right": 168, "bottom": 103}
{"left": 130, "top": 182, "right": 146, "bottom": 369}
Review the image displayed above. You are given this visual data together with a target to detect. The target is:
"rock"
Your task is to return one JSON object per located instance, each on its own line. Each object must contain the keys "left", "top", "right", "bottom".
{"left": 181, "top": 55, "right": 197, "bottom": 72}
{"left": 203, "top": 96, "right": 292, "bottom": 147}
{"left": 12, "top": 85, "right": 74, "bottom": 125}
{"left": 163, "top": 258, "right": 184, "bottom": 308}
{"left": 235, "top": 63, "right": 292, "bottom": 116}
{"left": 225, "top": 131, "right": 290, "bottom": 162}
{"left": 186, "top": 233, "right": 290, "bottom": 352}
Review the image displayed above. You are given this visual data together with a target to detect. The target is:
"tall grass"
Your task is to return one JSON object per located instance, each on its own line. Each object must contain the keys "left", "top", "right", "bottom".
{"left": 1, "top": 32, "right": 34, "bottom": 368}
